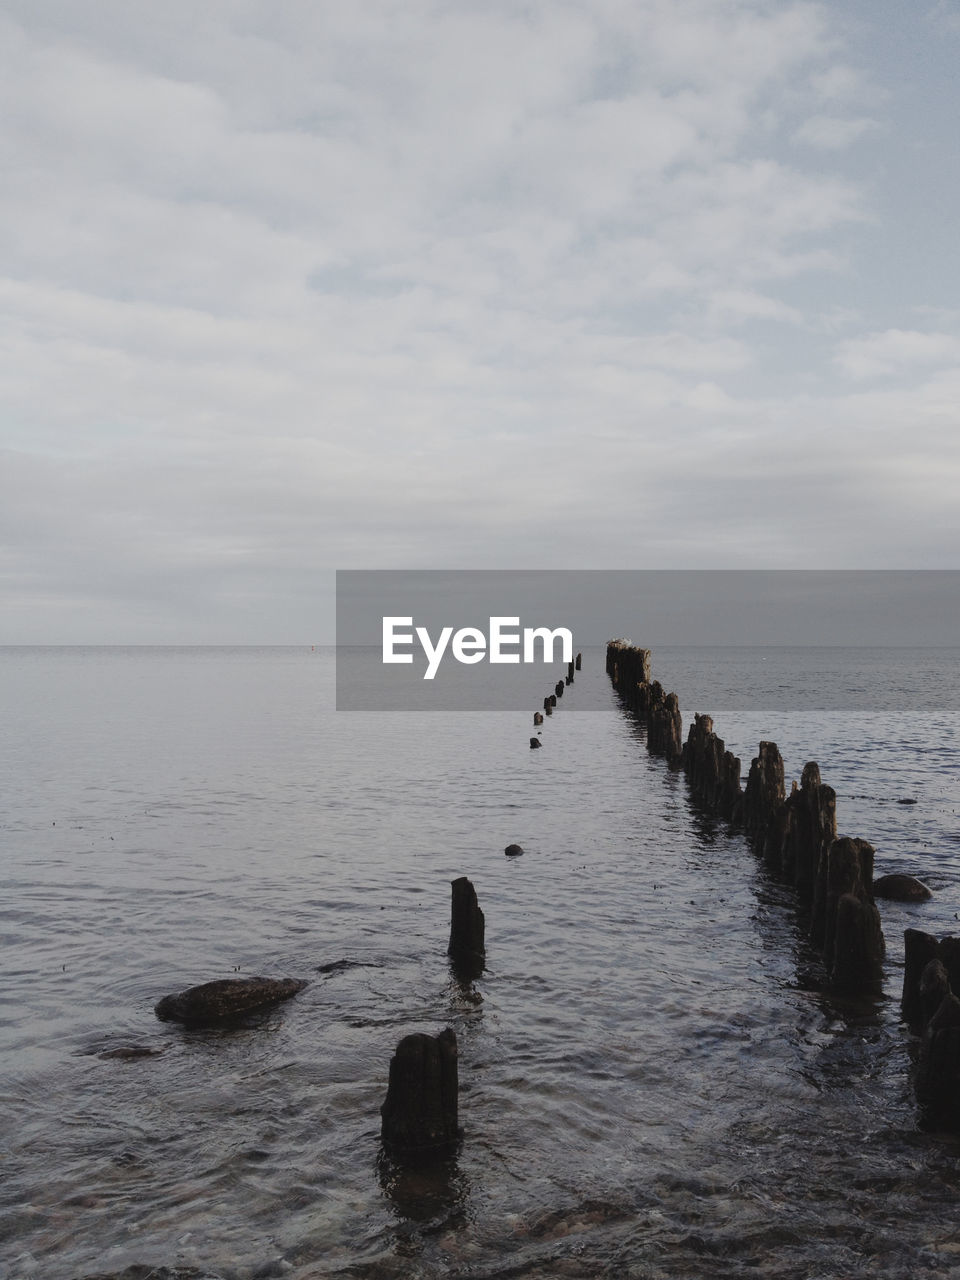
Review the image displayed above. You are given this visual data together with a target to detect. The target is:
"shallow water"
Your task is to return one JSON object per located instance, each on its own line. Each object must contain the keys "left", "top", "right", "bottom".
{"left": 2, "top": 646, "right": 960, "bottom": 1279}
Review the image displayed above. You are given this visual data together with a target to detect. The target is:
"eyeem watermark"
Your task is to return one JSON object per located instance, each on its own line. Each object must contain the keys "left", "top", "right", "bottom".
{"left": 383, "top": 616, "right": 573, "bottom": 679}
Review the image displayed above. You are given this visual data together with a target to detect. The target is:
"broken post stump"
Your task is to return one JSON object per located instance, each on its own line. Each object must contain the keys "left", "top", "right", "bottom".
{"left": 816, "top": 836, "right": 875, "bottom": 965}
{"left": 380, "top": 1028, "right": 459, "bottom": 1161}
{"left": 832, "top": 892, "right": 884, "bottom": 994}
{"left": 742, "top": 742, "right": 786, "bottom": 838}
{"left": 448, "top": 876, "right": 485, "bottom": 978}
{"left": 533, "top": 711, "right": 543, "bottom": 725}
{"left": 575, "top": 652, "right": 581, "bottom": 670}
{"left": 765, "top": 762, "right": 836, "bottom": 902}
{"left": 903, "top": 930, "right": 960, "bottom": 1030}
{"left": 916, "top": 995, "right": 960, "bottom": 1130}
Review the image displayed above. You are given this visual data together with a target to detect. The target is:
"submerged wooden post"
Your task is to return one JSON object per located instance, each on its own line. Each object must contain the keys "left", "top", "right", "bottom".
{"left": 448, "top": 877, "right": 485, "bottom": 978}
{"left": 380, "top": 1028, "right": 459, "bottom": 1161}
{"left": 575, "top": 652, "right": 581, "bottom": 670}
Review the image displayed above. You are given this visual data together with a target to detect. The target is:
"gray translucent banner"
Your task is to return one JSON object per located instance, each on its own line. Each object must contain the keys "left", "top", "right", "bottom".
{"left": 335, "top": 570, "right": 960, "bottom": 711}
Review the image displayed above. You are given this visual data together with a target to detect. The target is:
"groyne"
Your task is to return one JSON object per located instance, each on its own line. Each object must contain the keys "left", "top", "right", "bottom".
{"left": 607, "top": 640, "right": 952, "bottom": 1123}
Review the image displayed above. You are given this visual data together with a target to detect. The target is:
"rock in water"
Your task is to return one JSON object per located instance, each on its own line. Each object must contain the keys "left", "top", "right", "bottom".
{"left": 504, "top": 843, "right": 524, "bottom": 857}
{"left": 381, "top": 1028, "right": 459, "bottom": 1161}
{"left": 530, "top": 736, "right": 541, "bottom": 749}
{"left": 154, "top": 977, "right": 308, "bottom": 1026}
{"left": 873, "top": 873, "right": 933, "bottom": 902}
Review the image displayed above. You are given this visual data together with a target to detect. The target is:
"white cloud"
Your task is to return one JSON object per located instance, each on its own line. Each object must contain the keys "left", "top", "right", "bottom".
{"left": 0, "top": 1, "right": 954, "bottom": 638}
{"left": 793, "top": 113, "right": 878, "bottom": 149}
{"left": 835, "top": 329, "right": 960, "bottom": 379}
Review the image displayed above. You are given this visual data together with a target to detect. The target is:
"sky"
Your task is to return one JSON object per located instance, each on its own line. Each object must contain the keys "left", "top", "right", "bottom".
{"left": 1, "top": 0, "right": 959, "bottom": 642}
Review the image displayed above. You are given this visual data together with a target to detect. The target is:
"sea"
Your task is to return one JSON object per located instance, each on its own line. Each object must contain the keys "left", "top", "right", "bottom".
{"left": 2, "top": 644, "right": 960, "bottom": 1280}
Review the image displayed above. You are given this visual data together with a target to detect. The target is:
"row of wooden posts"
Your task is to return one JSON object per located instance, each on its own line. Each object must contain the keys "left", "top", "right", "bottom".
{"left": 605, "top": 640, "right": 960, "bottom": 1130}
{"left": 530, "top": 651, "right": 582, "bottom": 747}
{"left": 380, "top": 653, "right": 582, "bottom": 1162}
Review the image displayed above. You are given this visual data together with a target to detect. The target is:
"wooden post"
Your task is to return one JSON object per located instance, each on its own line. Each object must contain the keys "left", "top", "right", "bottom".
{"left": 448, "top": 877, "right": 484, "bottom": 978}
{"left": 380, "top": 1028, "right": 459, "bottom": 1161}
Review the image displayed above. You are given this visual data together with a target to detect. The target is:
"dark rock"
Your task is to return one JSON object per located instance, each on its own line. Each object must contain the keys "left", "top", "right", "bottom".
{"left": 504, "top": 843, "right": 524, "bottom": 857}
{"left": 318, "top": 958, "right": 374, "bottom": 976}
{"left": 154, "top": 977, "right": 307, "bottom": 1026}
{"left": 79, "top": 1268, "right": 225, "bottom": 1280}
{"left": 873, "top": 873, "right": 933, "bottom": 902}
{"left": 380, "top": 1028, "right": 459, "bottom": 1161}
{"left": 98, "top": 1045, "right": 165, "bottom": 1061}
{"left": 896, "top": 798, "right": 918, "bottom": 805}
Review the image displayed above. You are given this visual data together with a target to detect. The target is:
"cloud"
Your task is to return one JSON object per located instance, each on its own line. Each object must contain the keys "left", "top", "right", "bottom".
{"left": 793, "top": 114, "right": 878, "bottom": 149}
{"left": 0, "top": 1, "right": 953, "bottom": 639}
{"left": 835, "top": 329, "right": 960, "bottom": 379}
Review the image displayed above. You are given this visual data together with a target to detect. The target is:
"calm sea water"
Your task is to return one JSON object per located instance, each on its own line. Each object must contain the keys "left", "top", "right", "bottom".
{"left": 2, "top": 645, "right": 960, "bottom": 1279}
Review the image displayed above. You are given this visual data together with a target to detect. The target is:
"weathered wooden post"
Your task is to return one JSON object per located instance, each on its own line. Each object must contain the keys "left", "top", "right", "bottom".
{"left": 533, "top": 711, "right": 543, "bottom": 725}
{"left": 832, "top": 892, "right": 884, "bottom": 993}
{"left": 818, "top": 836, "right": 874, "bottom": 966}
{"left": 448, "top": 877, "right": 485, "bottom": 978}
{"left": 530, "top": 736, "right": 541, "bottom": 749}
{"left": 916, "top": 995, "right": 960, "bottom": 1130}
{"left": 555, "top": 680, "right": 564, "bottom": 698}
{"left": 380, "top": 1028, "right": 460, "bottom": 1161}
{"left": 903, "top": 929, "right": 943, "bottom": 1029}
{"left": 903, "top": 931, "right": 960, "bottom": 1030}
{"left": 575, "top": 652, "right": 581, "bottom": 670}
{"left": 742, "top": 742, "right": 786, "bottom": 838}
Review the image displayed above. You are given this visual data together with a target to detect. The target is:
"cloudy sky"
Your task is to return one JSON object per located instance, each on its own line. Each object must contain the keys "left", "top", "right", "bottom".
{"left": 2, "top": 0, "right": 959, "bottom": 641}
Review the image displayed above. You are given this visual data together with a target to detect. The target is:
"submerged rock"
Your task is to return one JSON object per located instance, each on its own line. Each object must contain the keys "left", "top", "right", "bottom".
{"left": 504, "top": 843, "right": 524, "bottom": 857}
{"left": 154, "top": 977, "right": 308, "bottom": 1027}
{"left": 81, "top": 1268, "right": 225, "bottom": 1280}
{"left": 873, "top": 873, "right": 933, "bottom": 902}
{"left": 98, "top": 1045, "right": 165, "bottom": 1061}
